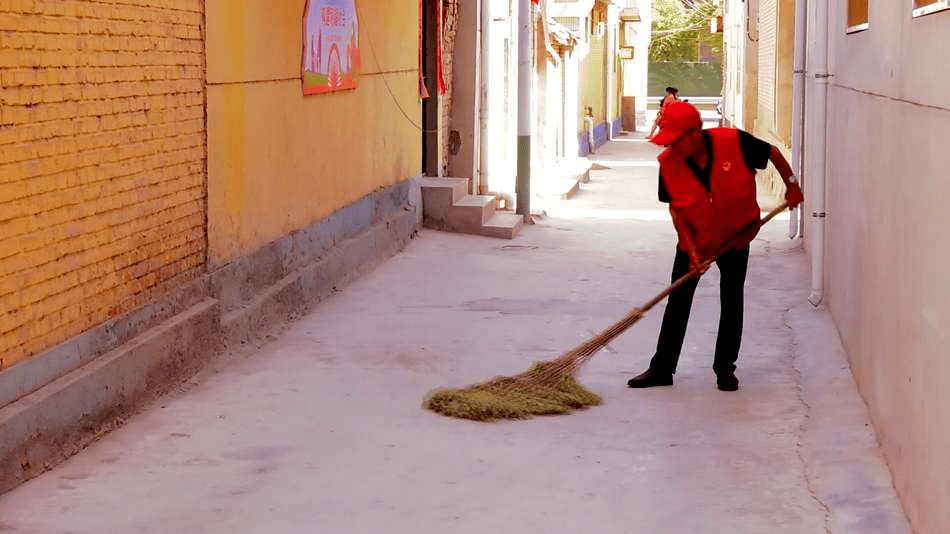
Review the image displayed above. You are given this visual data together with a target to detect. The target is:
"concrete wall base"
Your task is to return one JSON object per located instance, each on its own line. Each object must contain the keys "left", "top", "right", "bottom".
{"left": 0, "top": 179, "right": 421, "bottom": 495}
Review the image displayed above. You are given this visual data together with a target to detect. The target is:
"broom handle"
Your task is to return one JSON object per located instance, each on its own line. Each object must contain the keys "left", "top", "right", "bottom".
{"left": 581, "top": 202, "right": 790, "bottom": 354}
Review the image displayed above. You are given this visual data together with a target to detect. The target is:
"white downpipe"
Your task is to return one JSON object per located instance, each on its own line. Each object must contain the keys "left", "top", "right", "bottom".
{"left": 789, "top": 0, "right": 807, "bottom": 239}
{"left": 807, "top": 0, "right": 829, "bottom": 307}
{"left": 478, "top": 0, "right": 492, "bottom": 195}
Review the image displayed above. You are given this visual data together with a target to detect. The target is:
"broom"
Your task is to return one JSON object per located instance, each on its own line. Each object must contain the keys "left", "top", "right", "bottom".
{"left": 424, "top": 203, "right": 791, "bottom": 421}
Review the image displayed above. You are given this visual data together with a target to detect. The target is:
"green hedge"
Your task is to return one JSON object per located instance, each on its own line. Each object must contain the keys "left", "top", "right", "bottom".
{"left": 648, "top": 62, "right": 723, "bottom": 97}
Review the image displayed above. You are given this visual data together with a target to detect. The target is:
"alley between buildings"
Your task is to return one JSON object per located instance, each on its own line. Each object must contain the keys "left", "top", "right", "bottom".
{"left": 0, "top": 138, "right": 910, "bottom": 534}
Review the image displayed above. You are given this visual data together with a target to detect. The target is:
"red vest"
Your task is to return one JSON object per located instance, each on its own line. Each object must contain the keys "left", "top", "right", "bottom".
{"left": 659, "top": 128, "right": 761, "bottom": 255}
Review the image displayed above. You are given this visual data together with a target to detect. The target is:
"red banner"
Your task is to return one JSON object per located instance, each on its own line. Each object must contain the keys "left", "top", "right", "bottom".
{"left": 419, "top": 0, "right": 446, "bottom": 98}
{"left": 419, "top": 0, "right": 427, "bottom": 97}
{"left": 436, "top": 0, "right": 446, "bottom": 95}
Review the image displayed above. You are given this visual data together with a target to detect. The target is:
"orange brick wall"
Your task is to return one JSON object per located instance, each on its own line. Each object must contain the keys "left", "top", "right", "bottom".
{"left": 0, "top": 0, "right": 207, "bottom": 369}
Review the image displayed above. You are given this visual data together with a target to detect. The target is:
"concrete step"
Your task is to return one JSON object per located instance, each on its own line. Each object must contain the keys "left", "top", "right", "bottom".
{"left": 420, "top": 176, "right": 469, "bottom": 202}
{"left": 421, "top": 177, "right": 469, "bottom": 226}
{"left": 537, "top": 158, "right": 591, "bottom": 199}
{"left": 549, "top": 176, "right": 582, "bottom": 200}
{"left": 564, "top": 158, "right": 592, "bottom": 185}
{"left": 480, "top": 212, "right": 525, "bottom": 240}
{"left": 421, "top": 177, "right": 518, "bottom": 239}
{"left": 446, "top": 194, "right": 497, "bottom": 232}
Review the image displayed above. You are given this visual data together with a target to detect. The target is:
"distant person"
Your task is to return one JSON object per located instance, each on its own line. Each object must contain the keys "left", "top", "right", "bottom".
{"left": 628, "top": 102, "right": 803, "bottom": 392}
{"left": 646, "top": 87, "right": 680, "bottom": 140}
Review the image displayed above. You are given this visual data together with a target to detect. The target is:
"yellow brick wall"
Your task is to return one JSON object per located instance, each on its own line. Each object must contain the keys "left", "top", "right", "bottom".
{"left": 0, "top": 0, "right": 207, "bottom": 369}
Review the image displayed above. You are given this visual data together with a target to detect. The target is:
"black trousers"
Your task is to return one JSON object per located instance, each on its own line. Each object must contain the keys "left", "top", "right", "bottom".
{"left": 649, "top": 245, "right": 750, "bottom": 376}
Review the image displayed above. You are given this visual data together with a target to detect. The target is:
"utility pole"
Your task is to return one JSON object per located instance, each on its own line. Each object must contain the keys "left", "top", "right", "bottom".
{"left": 516, "top": 0, "right": 531, "bottom": 219}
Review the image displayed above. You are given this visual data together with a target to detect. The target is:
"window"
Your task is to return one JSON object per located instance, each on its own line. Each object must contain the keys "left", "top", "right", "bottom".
{"left": 913, "top": 0, "right": 950, "bottom": 17}
{"left": 847, "top": 0, "right": 869, "bottom": 32}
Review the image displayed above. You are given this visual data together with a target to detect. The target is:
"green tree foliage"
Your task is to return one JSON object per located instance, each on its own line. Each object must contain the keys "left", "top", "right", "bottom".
{"left": 649, "top": 0, "right": 723, "bottom": 63}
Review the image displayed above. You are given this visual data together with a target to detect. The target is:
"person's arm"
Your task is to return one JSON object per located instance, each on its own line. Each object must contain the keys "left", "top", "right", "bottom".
{"left": 767, "top": 145, "right": 803, "bottom": 209}
{"left": 737, "top": 130, "right": 803, "bottom": 210}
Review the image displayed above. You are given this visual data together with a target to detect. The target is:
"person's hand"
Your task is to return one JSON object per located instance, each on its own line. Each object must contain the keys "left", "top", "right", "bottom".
{"left": 785, "top": 182, "right": 803, "bottom": 209}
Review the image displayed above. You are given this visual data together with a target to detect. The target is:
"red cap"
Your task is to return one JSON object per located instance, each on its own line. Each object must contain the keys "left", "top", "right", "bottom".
{"left": 650, "top": 102, "right": 703, "bottom": 146}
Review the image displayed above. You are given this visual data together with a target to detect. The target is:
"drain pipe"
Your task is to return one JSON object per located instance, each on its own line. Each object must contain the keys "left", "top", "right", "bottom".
{"left": 807, "top": 0, "right": 830, "bottom": 307}
{"left": 789, "top": 0, "right": 807, "bottom": 240}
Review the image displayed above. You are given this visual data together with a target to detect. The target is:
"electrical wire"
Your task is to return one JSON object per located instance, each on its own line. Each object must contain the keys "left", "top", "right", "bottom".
{"left": 359, "top": 9, "right": 439, "bottom": 133}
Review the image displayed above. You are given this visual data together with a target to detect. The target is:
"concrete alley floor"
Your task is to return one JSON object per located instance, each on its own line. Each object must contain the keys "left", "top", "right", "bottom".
{"left": 0, "top": 137, "right": 911, "bottom": 534}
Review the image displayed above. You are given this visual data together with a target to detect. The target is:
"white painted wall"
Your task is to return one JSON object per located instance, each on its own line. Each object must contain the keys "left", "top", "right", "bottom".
{"left": 818, "top": 3, "right": 950, "bottom": 533}
{"left": 622, "top": 0, "right": 651, "bottom": 129}
{"left": 480, "top": 0, "right": 519, "bottom": 202}
{"left": 723, "top": 0, "right": 950, "bottom": 530}
{"left": 530, "top": 1, "right": 586, "bottom": 201}
{"left": 721, "top": 0, "right": 745, "bottom": 128}
{"left": 531, "top": 13, "right": 561, "bottom": 200}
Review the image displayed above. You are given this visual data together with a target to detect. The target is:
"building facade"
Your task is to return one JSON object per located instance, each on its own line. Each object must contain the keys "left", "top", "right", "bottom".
{"left": 446, "top": 0, "right": 648, "bottom": 205}
{"left": 1, "top": 0, "right": 421, "bottom": 493}
{"left": 818, "top": 3, "right": 950, "bottom": 533}
{"left": 1, "top": 0, "right": 648, "bottom": 496}
{"left": 723, "top": 0, "right": 950, "bottom": 531}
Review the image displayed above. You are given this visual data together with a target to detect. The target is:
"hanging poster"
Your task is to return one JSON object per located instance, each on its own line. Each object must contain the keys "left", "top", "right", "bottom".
{"left": 303, "top": 0, "right": 360, "bottom": 95}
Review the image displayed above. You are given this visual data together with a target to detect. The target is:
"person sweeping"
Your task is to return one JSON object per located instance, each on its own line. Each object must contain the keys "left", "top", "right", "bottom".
{"left": 627, "top": 102, "right": 803, "bottom": 392}
{"left": 424, "top": 102, "right": 801, "bottom": 421}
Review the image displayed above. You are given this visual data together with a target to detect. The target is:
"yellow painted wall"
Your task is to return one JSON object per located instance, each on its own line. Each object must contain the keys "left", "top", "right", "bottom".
{"left": 205, "top": 0, "right": 420, "bottom": 268}
{"left": 614, "top": 48, "right": 622, "bottom": 127}
{"left": 579, "top": 13, "right": 607, "bottom": 130}
{"left": 0, "top": 1, "right": 207, "bottom": 369}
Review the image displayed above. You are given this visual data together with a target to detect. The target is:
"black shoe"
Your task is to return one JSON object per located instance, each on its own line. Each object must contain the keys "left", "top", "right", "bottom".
{"left": 717, "top": 372, "right": 739, "bottom": 391}
{"left": 627, "top": 368, "right": 673, "bottom": 388}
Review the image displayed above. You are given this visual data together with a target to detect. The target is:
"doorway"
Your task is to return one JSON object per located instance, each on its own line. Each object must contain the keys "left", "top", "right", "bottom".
{"left": 421, "top": 0, "right": 440, "bottom": 177}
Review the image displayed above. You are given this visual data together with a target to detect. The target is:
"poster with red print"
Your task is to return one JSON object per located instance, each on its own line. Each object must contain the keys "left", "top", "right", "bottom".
{"left": 303, "top": 0, "right": 361, "bottom": 95}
